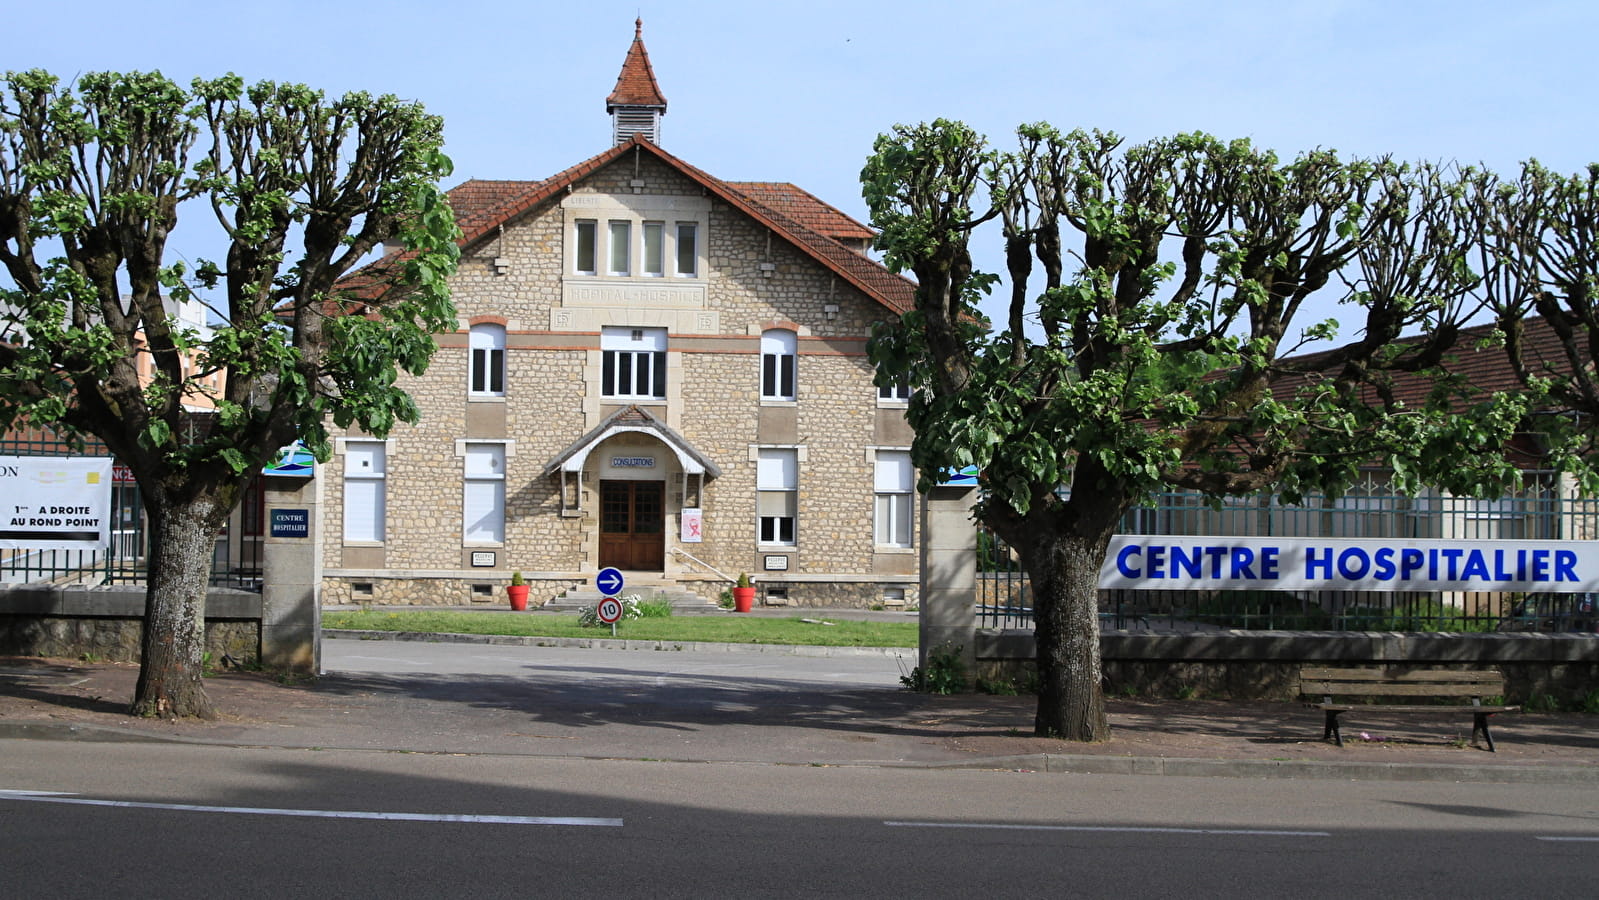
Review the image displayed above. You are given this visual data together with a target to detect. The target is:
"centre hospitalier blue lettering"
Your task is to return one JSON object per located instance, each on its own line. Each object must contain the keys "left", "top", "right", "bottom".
{"left": 1116, "top": 544, "right": 1580, "bottom": 584}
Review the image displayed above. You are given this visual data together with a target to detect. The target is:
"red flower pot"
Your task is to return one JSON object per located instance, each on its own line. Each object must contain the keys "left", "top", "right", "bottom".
{"left": 507, "top": 584, "right": 530, "bottom": 611}
{"left": 731, "top": 586, "right": 755, "bottom": 613}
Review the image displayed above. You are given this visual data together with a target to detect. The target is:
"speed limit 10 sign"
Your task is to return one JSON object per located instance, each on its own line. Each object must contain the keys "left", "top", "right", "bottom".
{"left": 595, "top": 596, "right": 624, "bottom": 624}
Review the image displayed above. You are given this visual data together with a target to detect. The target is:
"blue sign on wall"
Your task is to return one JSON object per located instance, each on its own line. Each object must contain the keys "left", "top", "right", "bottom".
{"left": 270, "top": 508, "right": 310, "bottom": 538}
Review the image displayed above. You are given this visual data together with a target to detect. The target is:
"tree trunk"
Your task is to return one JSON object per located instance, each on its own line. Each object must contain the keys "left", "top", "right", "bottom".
{"left": 131, "top": 493, "right": 229, "bottom": 719}
{"left": 1024, "top": 527, "right": 1112, "bottom": 741}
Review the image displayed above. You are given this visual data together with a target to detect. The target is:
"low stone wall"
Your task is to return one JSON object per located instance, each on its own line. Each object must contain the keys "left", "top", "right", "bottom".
{"left": 0, "top": 585, "right": 263, "bottom": 665}
{"left": 321, "top": 575, "right": 584, "bottom": 607}
{"left": 973, "top": 630, "right": 1599, "bottom": 704}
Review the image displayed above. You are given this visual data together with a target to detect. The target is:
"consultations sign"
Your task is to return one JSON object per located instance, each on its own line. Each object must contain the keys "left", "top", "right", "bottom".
{"left": 1102, "top": 536, "right": 1599, "bottom": 593}
{"left": 0, "top": 456, "right": 114, "bottom": 550}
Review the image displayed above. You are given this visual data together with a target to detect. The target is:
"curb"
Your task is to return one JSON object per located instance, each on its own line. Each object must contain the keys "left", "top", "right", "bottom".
{"left": 322, "top": 629, "right": 914, "bottom": 658}
{"left": 932, "top": 753, "right": 1599, "bottom": 785}
{"left": 6, "top": 718, "right": 1595, "bottom": 784}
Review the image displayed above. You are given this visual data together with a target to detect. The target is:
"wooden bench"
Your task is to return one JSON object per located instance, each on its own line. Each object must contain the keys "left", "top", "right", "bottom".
{"left": 1299, "top": 667, "right": 1519, "bottom": 752}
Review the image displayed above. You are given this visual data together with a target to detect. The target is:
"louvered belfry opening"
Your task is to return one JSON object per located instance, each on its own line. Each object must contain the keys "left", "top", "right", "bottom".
{"left": 613, "top": 108, "right": 660, "bottom": 146}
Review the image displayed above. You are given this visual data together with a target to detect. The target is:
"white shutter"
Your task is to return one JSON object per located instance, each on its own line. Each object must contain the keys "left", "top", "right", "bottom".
{"left": 463, "top": 444, "right": 506, "bottom": 543}
{"left": 757, "top": 449, "right": 797, "bottom": 489}
{"left": 343, "top": 442, "right": 386, "bottom": 542}
{"left": 874, "top": 451, "right": 913, "bottom": 492}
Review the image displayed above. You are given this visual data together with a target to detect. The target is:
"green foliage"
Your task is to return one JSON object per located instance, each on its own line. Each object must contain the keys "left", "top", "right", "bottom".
{"left": 1580, "top": 689, "right": 1599, "bottom": 715}
{"left": 510, "top": 571, "right": 525, "bottom": 586}
{"left": 976, "top": 673, "right": 1032, "bottom": 696}
{"left": 577, "top": 594, "right": 673, "bottom": 626}
{"left": 736, "top": 572, "right": 752, "bottom": 588}
{"left": 1524, "top": 693, "right": 1563, "bottom": 714}
{"left": 0, "top": 69, "right": 461, "bottom": 481}
{"left": 634, "top": 596, "right": 675, "bottom": 618}
{"left": 899, "top": 643, "right": 967, "bottom": 694}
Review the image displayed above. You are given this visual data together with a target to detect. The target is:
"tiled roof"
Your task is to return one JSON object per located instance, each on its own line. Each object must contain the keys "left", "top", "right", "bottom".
{"left": 1274, "top": 314, "right": 1576, "bottom": 407}
{"left": 606, "top": 19, "right": 667, "bottom": 111}
{"left": 723, "top": 182, "right": 875, "bottom": 243}
{"left": 436, "top": 136, "right": 915, "bottom": 315}
{"left": 446, "top": 179, "right": 547, "bottom": 238}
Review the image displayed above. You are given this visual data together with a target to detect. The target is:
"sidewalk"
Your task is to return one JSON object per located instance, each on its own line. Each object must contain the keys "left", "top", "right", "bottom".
{"left": 3, "top": 630, "right": 1597, "bottom": 784}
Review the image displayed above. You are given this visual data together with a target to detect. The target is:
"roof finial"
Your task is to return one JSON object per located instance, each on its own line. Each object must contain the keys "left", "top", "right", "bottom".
{"left": 635, "top": 17, "right": 642, "bottom": 38}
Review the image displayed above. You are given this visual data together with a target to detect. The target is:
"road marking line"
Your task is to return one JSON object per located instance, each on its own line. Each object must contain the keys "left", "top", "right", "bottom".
{"left": 0, "top": 791, "right": 619, "bottom": 826}
{"left": 1537, "top": 836, "right": 1599, "bottom": 842}
{"left": 885, "top": 821, "right": 1329, "bottom": 837}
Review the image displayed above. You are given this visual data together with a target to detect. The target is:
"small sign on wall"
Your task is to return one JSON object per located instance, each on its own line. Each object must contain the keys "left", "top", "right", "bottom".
{"left": 764, "top": 555, "right": 789, "bottom": 571}
{"left": 681, "top": 508, "right": 703, "bottom": 543}
{"left": 471, "top": 551, "right": 497, "bottom": 567}
{"left": 269, "top": 508, "right": 309, "bottom": 538}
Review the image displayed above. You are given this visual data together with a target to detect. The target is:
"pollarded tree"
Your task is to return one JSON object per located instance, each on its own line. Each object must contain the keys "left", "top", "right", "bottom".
{"left": 863, "top": 122, "right": 1532, "bottom": 740}
{"left": 0, "top": 71, "right": 460, "bottom": 718}
{"left": 1483, "top": 160, "right": 1599, "bottom": 478}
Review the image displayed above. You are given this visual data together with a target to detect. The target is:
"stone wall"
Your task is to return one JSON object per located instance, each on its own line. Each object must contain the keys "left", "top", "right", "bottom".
{"left": 0, "top": 616, "right": 258, "bottom": 665}
{"left": 973, "top": 630, "right": 1599, "bottom": 705}
{"left": 0, "top": 585, "right": 266, "bottom": 665}
{"left": 321, "top": 574, "right": 582, "bottom": 607}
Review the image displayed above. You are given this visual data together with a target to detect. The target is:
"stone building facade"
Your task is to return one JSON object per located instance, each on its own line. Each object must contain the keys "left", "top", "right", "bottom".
{"left": 320, "top": 24, "right": 920, "bottom": 608}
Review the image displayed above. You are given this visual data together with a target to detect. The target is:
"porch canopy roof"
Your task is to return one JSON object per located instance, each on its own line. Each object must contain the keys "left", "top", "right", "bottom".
{"left": 542, "top": 405, "right": 722, "bottom": 478}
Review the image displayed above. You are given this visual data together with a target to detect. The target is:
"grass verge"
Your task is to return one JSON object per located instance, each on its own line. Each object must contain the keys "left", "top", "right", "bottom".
{"left": 323, "top": 609, "right": 918, "bottom": 648}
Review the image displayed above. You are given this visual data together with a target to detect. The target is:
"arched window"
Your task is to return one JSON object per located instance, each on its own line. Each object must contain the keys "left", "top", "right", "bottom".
{"left": 760, "top": 329, "right": 796, "bottom": 400}
{"left": 469, "top": 324, "right": 506, "bottom": 396}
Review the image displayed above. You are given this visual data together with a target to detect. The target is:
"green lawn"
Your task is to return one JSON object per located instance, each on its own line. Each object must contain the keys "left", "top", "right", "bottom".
{"left": 323, "top": 609, "right": 918, "bottom": 648}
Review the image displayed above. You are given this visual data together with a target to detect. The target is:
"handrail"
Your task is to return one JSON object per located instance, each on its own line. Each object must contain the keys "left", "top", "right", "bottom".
{"left": 669, "top": 547, "right": 738, "bottom": 584}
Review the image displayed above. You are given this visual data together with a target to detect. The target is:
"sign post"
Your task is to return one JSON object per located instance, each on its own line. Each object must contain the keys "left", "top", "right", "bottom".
{"left": 595, "top": 567, "right": 626, "bottom": 636}
{"left": 596, "top": 595, "right": 624, "bottom": 637}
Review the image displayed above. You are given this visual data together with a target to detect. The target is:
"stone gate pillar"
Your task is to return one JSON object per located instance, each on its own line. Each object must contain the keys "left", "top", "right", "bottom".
{"left": 260, "top": 474, "right": 321, "bottom": 673}
{"left": 919, "top": 484, "right": 977, "bottom": 676}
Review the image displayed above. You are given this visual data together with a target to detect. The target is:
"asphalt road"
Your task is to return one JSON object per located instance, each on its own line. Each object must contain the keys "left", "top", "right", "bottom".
{"left": 6, "top": 740, "right": 1599, "bottom": 898}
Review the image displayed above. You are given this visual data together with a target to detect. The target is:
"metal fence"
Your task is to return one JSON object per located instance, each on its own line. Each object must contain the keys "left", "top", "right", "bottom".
{"left": 977, "top": 473, "right": 1599, "bottom": 633}
{"left": 0, "top": 431, "right": 263, "bottom": 591}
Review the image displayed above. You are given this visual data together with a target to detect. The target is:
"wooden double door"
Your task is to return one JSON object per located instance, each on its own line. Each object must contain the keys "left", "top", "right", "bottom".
{"left": 599, "top": 480, "right": 665, "bottom": 571}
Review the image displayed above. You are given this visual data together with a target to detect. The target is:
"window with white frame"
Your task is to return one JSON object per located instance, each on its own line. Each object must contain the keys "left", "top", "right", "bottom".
{"left": 574, "top": 220, "right": 598, "bottom": 275}
{"left": 874, "top": 450, "right": 914, "bottom": 547}
{"left": 608, "top": 221, "right": 631, "bottom": 275}
{"left": 761, "top": 329, "right": 796, "bottom": 401}
{"left": 675, "top": 223, "right": 698, "bottom": 277}
{"left": 601, "top": 327, "right": 667, "bottom": 400}
{"left": 642, "top": 222, "right": 665, "bottom": 276}
{"left": 757, "top": 448, "right": 797, "bottom": 545}
{"left": 342, "top": 441, "right": 386, "bottom": 543}
{"left": 878, "top": 379, "right": 911, "bottom": 402}
{"left": 469, "top": 324, "right": 506, "bottom": 396}
{"left": 463, "top": 443, "right": 506, "bottom": 544}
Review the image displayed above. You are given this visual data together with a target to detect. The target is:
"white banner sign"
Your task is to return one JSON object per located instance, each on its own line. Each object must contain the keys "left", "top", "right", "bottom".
{"left": 1101, "top": 535, "right": 1599, "bottom": 593}
{"left": 0, "top": 456, "right": 114, "bottom": 550}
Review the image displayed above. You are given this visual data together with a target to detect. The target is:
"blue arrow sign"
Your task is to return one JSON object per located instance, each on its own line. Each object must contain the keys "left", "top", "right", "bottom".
{"left": 595, "top": 567, "right": 625, "bottom": 596}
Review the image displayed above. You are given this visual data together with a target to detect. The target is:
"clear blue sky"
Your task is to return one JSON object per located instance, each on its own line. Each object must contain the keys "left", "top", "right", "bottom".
{"left": 10, "top": 0, "right": 1598, "bottom": 325}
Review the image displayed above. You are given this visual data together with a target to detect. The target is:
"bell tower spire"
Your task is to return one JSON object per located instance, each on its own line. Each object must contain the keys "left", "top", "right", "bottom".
{"left": 607, "top": 18, "right": 668, "bottom": 145}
